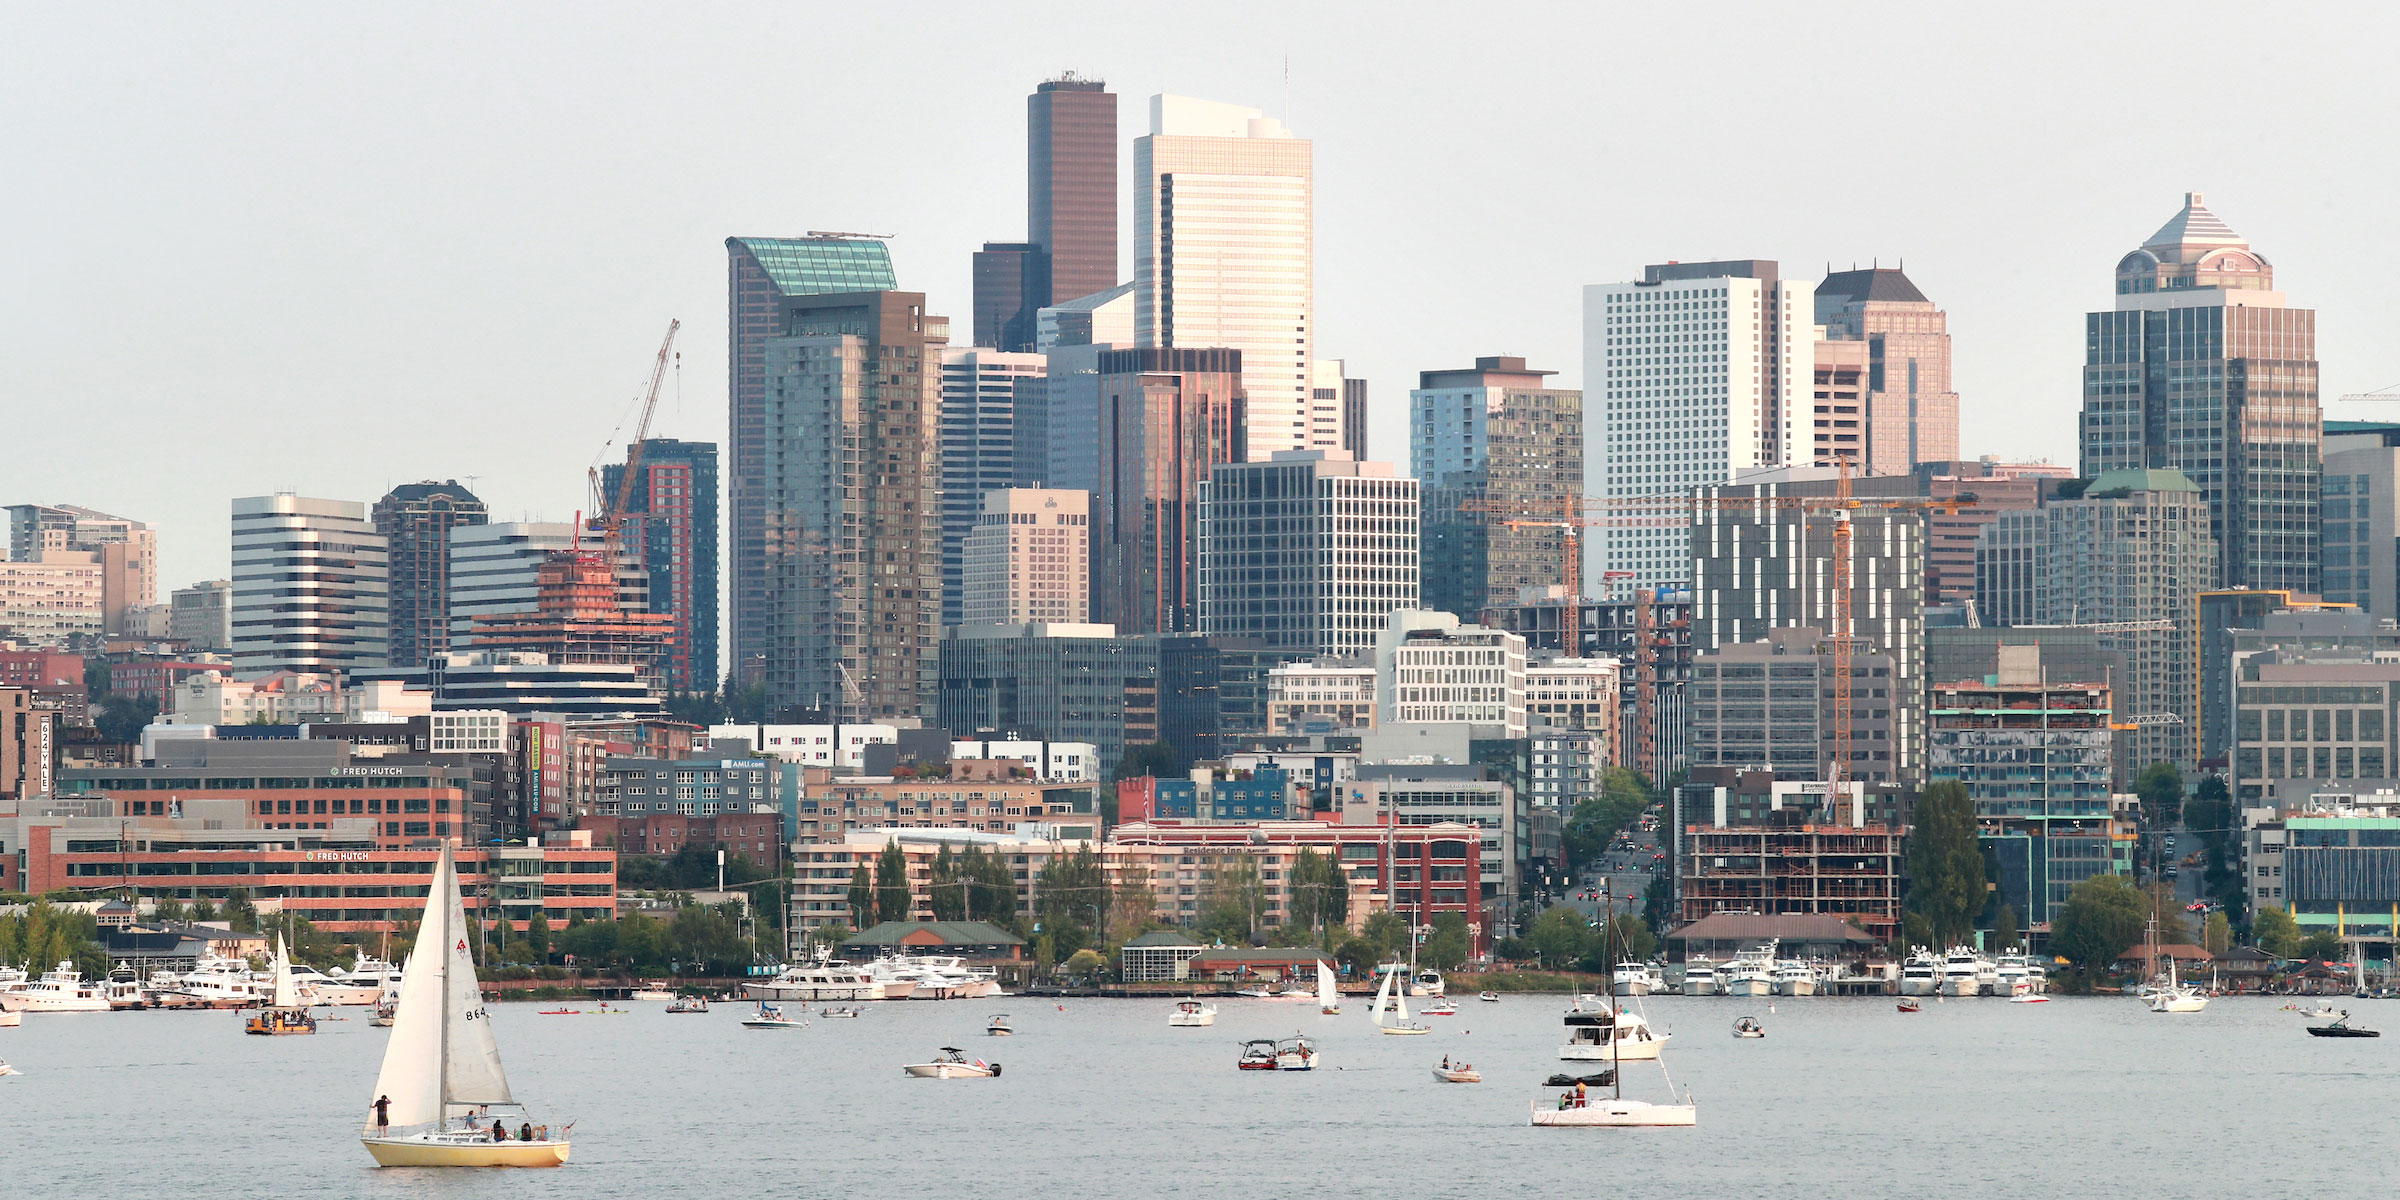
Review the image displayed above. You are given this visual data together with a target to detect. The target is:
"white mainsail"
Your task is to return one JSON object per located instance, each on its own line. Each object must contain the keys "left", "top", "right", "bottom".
{"left": 367, "top": 842, "right": 512, "bottom": 1134}
{"left": 1370, "top": 965, "right": 1394, "bottom": 1026}
{"left": 270, "top": 935, "right": 299, "bottom": 1008}
{"left": 1315, "top": 960, "right": 1337, "bottom": 1010}
{"left": 1393, "top": 975, "right": 1409, "bottom": 1022}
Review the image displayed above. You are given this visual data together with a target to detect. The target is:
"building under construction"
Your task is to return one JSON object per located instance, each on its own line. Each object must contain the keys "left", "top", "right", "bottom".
{"left": 1670, "top": 772, "right": 1906, "bottom": 941}
{"left": 469, "top": 552, "right": 677, "bottom": 689}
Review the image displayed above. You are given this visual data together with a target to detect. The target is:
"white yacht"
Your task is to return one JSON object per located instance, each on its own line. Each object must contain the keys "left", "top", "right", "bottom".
{"left": 1938, "top": 947, "right": 1986, "bottom": 997}
{"left": 1168, "top": 1000, "right": 1217, "bottom": 1027}
{"left": 289, "top": 963, "right": 379, "bottom": 1006}
{"left": 1560, "top": 998, "right": 1669, "bottom": 1062}
{"left": 1993, "top": 954, "right": 2032, "bottom": 997}
{"left": 1898, "top": 951, "right": 1941, "bottom": 997}
{"left": 1680, "top": 956, "right": 1720, "bottom": 997}
{"left": 745, "top": 959, "right": 906, "bottom": 1002}
{"left": 1409, "top": 968, "right": 1446, "bottom": 998}
{"left": 1612, "top": 961, "right": 1654, "bottom": 997}
{"left": 1722, "top": 945, "right": 1776, "bottom": 998}
{"left": 148, "top": 955, "right": 263, "bottom": 1009}
{"left": 899, "top": 956, "right": 1004, "bottom": 999}
{"left": 0, "top": 961, "right": 111, "bottom": 1013}
{"left": 323, "top": 952, "right": 403, "bottom": 1006}
{"left": 2024, "top": 962, "right": 2049, "bottom": 995}
{"left": 1771, "top": 961, "right": 1819, "bottom": 997}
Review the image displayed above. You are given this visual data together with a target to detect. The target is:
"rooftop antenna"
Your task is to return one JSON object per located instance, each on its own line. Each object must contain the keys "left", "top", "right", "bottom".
{"left": 1283, "top": 54, "right": 1291, "bottom": 124}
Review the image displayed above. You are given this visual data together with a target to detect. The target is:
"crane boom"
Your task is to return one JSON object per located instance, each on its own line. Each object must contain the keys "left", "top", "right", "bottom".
{"left": 599, "top": 319, "right": 681, "bottom": 571}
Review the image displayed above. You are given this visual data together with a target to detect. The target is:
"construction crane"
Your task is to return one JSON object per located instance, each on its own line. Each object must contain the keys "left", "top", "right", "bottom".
{"left": 588, "top": 319, "right": 682, "bottom": 575}
{"left": 1456, "top": 495, "right": 1604, "bottom": 658}
{"left": 2337, "top": 384, "right": 2400, "bottom": 404}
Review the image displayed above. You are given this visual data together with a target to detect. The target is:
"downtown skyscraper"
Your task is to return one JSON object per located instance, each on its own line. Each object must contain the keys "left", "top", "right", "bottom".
{"left": 372, "top": 480, "right": 486, "bottom": 670}
{"left": 2078, "top": 192, "right": 2319, "bottom": 594}
{"left": 1812, "top": 267, "right": 1960, "bottom": 476}
{"left": 1136, "top": 95, "right": 1331, "bottom": 459}
{"left": 602, "top": 438, "right": 719, "bottom": 692}
{"left": 975, "top": 75, "right": 1118, "bottom": 351}
{"left": 1410, "top": 356, "right": 1582, "bottom": 620}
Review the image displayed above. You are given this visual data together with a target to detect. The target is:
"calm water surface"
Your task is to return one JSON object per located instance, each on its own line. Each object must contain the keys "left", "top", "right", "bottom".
{"left": 2, "top": 992, "right": 2389, "bottom": 1197}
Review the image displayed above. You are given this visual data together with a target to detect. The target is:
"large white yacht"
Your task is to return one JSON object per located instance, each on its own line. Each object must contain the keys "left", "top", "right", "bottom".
{"left": 149, "top": 955, "right": 263, "bottom": 1009}
{"left": 1679, "top": 956, "right": 1720, "bottom": 997}
{"left": 1993, "top": 953, "right": 2033, "bottom": 997}
{"left": 0, "top": 961, "right": 111, "bottom": 1012}
{"left": 1898, "top": 951, "right": 1941, "bottom": 996}
{"left": 892, "top": 956, "right": 1003, "bottom": 999}
{"left": 1612, "top": 961, "right": 1654, "bottom": 997}
{"left": 1409, "top": 968, "right": 1446, "bottom": 998}
{"left": 1771, "top": 961, "right": 1819, "bottom": 997}
{"left": 746, "top": 959, "right": 908, "bottom": 1002}
{"left": 1722, "top": 945, "right": 1776, "bottom": 998}
{"left": 1560, "top": 999, "right": 1669, "bottom": 1062}
{"left": 1938, "top": 947, "right": 1987, "bottom": 997}
{"left": 325, "top": 952, "right": 404, "bottom": 1006}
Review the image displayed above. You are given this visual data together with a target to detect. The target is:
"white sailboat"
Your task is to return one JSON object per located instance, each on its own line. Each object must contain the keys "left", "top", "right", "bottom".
{"left": 361, "top": 841, "right": 569, "bottom": 1168}
{"left": 2142, "top": 916, "right": 2207, "bottom": 1014}
{"left": 1316, "top": 960, "right": 1341, "bottom": 1015}
{"left": 1534, "top": 898, "right": 1695, "bottom": 1127}
{"left": 1372, "top": 964, "right": 1429, "bottom": 1035}
{"left": 245, "top": 935, "right": 317, "bottom": 1035}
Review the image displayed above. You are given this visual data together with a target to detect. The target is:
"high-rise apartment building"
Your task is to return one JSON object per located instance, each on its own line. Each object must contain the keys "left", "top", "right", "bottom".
{"left": 2321, "top": 421, "right": 2400, "bottom": 622}
{"left": 1135, "top": 95, "right": 1322, "bottom": 458}
{"left": 1814, "top": 267, "right": 1960, "bottom": 476}
{"left": 5, "top": 503, "right": 157, "bottom": 636}
{"left": 371, "top": 481, "right": 487, "bottom": 670}
{"left": 230, "top": 494, "right": 389, "bottom": 676}
{"left": 0, "top": 553, "right": 103, "bottom": 647}
{"left": 726, "top": 235, "right": 900, "bottom": 683}
{"left": 1978, "top": 468, "right": 2217, "bottom": 771}
{"left": 1093, "top": 347, "right": 1246, "bottom": 635}
{"left": 1198, "top": 451, "right": 1420, "bottom": 658}
{"left": 1029, "top": 76, "right": 1118, "bottom": 314}
{"left": 1690, "top": 472, "right": 1928, "bottom": 781}
{"left": 1373, "top": 610, "right": 1528, "bottom": 736}
{"left": 940, "top": 349, "right": 1048, "bottom": 625}
{"left": 1688, "top": 628, "right": 1901, "bottom": 786}
{"left": 1411, "top": 356, "right": 1583, "bottom": 620}
{"left": 1585, "top": 260, "right": 1809, "bottom": 590}
{"left": 169, "top": 580, "right": 234, "bottom": 651}
{"left": 759, "top": 289, "right": 948, "bottom": 721}
{"left": 1912, "top": 459, "right": 2072, "bottom": 608}
{"left": 961, "top": 488, "right": 1089, "bottom": 626}
{"left": 601, "top": 438, "right": 719, "bottom": 692}
{"left": 2079, "top": 192, "right": 2319, "bottom": 593}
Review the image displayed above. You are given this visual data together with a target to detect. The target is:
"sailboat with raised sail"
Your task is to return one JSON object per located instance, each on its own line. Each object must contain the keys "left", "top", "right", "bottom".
{"left": 1534, "top": 895, "right": 1695, "bottom": 1127}
{"left": 1316, "top": 960, "right": 1341, "bottom": 1015}
{"left": 1372, "top": 962, "right": 1430, "bottom": 1035}
{"left": 245, "top": 935, "right": 316, "bottom": 1035}
{"left": 360, "top": 841, "right": 569, "bottom": 1167}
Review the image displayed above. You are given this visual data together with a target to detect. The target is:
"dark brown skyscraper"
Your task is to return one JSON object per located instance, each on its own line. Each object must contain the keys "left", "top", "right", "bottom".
{"left": 372, "top": 480, "right": 486, "bottom": 669}
{"left": 1029, "top": 76, "right": 1117, "bottom": 310}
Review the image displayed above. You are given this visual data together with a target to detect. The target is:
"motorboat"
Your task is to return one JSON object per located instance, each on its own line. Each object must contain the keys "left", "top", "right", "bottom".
{"left": 148, "top": 955, "right": 263, "bottom": 1010}
{"left": 818, "top": 1005, "right": 862, "bottom": 1019}
{"left": 2025, "top": 962, "right": 2049, "bottom": 994}
{"left": 1478, "top": 991, "right": 1501, "bottom": 1003}
{"left": 1422, "top": 999, "right": 1458, "bottom": 1016}
{"left": 741, "top": 1002, "right": 807, "bottom": 1029}
{"left": 986, "top": 1013, "right": 1012, "bottom": 1036}
{"left": 1237, "top": 1039, "right": 1280, "bottom": 1070}
{"left": 1993, "top": 953, "right": 2032, "bottom": 997}
{"left": 628, "top": 986, "right": 678, "bottom": 1003}
{"left": 2009, "top": 993, "right": 2051, "bottom": 1005}
{"left": 105, "top": 966, "right": 149, "bottom": 1010}
{"left": 291, "top": 963, "right": 380, "bottom": 1007}
{"left": 1410, "top": 968, "right": 1446, "bottom": 998}
{"left": 665, "top": 996, "right": 709, "bottom": 1014}
{"left": 1938, "top": 947, "right": 1986, "bottom": 997}
{"left": 1733, "top": 1016, "right": 1764, "bottom": 1039}
{"left": 1613, "top": 961, "right": 1654, "bottom": 997}
{"left": 0, "top": 961, "right": 111, "bottom": 1013}
{"left": 244, "top": 936, "right": 318, "bottom": 1036}
{"left": 1897, "top": 998, "right": 1921, "bottom": 1013}
{"left": 1722, "top": 944, "right": 1776, "bottom": 998}
{"left": 1898, "top": 951, "right": 1940, "bottom": 997}
{"left": 326, "top": 951, "right": 405, "bottom": 1007}
{"left": 745, "top": 959, "right": 903, "bottom": 1003}
{"left": 2308, "top": 1011, "right": 2380, "bottom": 1038}
{"left": 1771, "top": 961, "right": 1819, "bottom": 997}
{"left": 1432, "top": 1059, "right": 1481, "bottom": 1083}
{"left": 1274, "top": 1035, "right": 1318, "bottom": 1071}
{"left": 1169, "top": 1000, "right": 1218, "bottom": 1028}
{"left": 1561, "top": 998, "right": 1668, "bottom": 1062}
{"left": 1679, "top": 956, "right": 1719, "bottom": 997}
{"left": 360, "top": 841, "right": 569, "bottom": 1168}
{"left": 904, "top": 1047, "right": 999, "bottom": 1078}
{"left": 1371, "top": 965, "right": 1429, "bottom": 1035}
{"left": 912, "top": 956, "right": 1005, "bottom": 999}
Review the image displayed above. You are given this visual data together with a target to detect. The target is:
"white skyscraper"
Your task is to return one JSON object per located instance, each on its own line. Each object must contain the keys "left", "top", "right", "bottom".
{"left": 1134, "top": 94, "right": 1322, "bottom": 459}
{"left": 1583, "top": 259, "right": 1808, "bottom": 591}
{"left": 230, "top": 494, "right": 388, "bottom": 674}
{"left": 1197, "top": 451, "right": 1419, "bottom": 658}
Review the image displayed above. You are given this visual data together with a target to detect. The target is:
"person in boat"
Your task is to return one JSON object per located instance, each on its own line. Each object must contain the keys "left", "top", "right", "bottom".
{"left": 1442, "top": 1055, "right": 1450, "bottom": 1070}
{"left": 519, "top": 1122, "right": 533, "bottom": 1143}
{"left": 491, "top": 1120, "right": 507, "bottom": 1142}
{"left": 1575, "top": 1080, "right": 1588, "bottom": 1106}
{"left": 372, "top": 1095, "right": 391, "bottom": 1133}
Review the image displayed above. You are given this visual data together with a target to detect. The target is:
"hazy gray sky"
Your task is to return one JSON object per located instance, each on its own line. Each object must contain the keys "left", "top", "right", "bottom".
{"left": 8, "top": 2, "right": 2398, "bottom": 594}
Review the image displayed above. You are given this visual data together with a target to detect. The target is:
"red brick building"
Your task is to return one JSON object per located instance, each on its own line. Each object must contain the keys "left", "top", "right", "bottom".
{"left": 582, "top": 809, "right": 785, "bottom": 872}
{"left": 109, "top": 659, "right": 229, "bottom": 704}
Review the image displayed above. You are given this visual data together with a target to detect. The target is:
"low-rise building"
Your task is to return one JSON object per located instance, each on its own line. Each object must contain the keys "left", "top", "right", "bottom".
{"left": 1266, "top": 661, "right": 1376, "bottom": 733}
{"left": 1119, "top": 928, "right": 1206, "bottom": 981}
{"left": 708, "top": 722, "right": 897, "bottom": 770}
{"left": 796, "top": 764, "right": 1095, "bottom": 845}
{"left": 596, "top": 754, "right": 775, "bottom": 818}
{"left": 838, "top": 920, "right": 1028, "bottom": 962}
{"left": 54, "top": 740, "right": 478, "bottom": 849}
{"left": 1118, "top": 766, "right": 1300, "bottom": 822}
{"left": 948, "top": 739, "right": 1099, "bottom": 782}
{"left": 581, "top": 809, "right": 783, "bottom": 872}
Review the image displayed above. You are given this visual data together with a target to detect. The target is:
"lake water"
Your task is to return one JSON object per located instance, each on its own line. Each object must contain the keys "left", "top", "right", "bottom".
{"left": 2, "top": 992, "right": 2391, "bottom": 1197}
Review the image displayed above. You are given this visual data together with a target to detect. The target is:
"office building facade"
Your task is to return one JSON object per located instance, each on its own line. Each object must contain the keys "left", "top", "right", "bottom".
{"left": 962, "top": 488, "right": 1090, "bottom": 626}
{"left": 1814, "top": 267, "right": 1960, "bottom": 475}
{"left": 601, "top": 437, "right": 719, "bottom": 693}
{"left": 229, "top": 495, "right": 388, "bottom": 676}
{"left": 1411, "top": 356, "right": 1583, "bottom": 621}
{"left": 940, "top": 349, "right": 1049, "bottom": 625}
{"left": 2078, "top": 192, "right": 2319, "bottom": 594}
{"left": 1198, "top": 452, "right": 1420, "bottom": 659}
{"left": 2322, "top": 421, "right": 2400, "bottom": 622}
{"left": 1029, "top": 76, "right": 1119, "bottom": 315}
{"left": 371, "top": 481, "right": 487, "bottom": 671}
{"left": 1093, "top": 347, "right": 1246, "bottom": 635}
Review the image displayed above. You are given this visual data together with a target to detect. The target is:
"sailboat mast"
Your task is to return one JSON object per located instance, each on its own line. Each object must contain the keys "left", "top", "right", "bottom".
{"left": 1605, "top": 891, "right": 1620, "bottom": 1100}
{"left": 435, "top": 844, "right": 450, "bottom": 1128}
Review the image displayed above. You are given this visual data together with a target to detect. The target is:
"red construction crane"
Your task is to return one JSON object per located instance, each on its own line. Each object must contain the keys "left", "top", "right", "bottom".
{"left": 587, "top": 319, "right": 681, "bottom": 574}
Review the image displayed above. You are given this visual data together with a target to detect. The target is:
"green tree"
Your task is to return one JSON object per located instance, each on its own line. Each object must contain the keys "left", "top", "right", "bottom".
{"left": 524, "top": 910, "right": 552, "bottom": 964}
{"left": 2254, "top": 905, "right": 2304, "bottom": 958}
{"left": 1641, "top": 876, "right": 1672, "bottom": 935}
{"left": 94, "top": 694, "right": 159, "bottom": 745}
{"left": 1355, "top": 910, "right": 1407, "bottom": 961}
{"left": 617, "top": 911, "right": 669, "bottom": 971}
{"left": 1287, "top": 847, "right": 1350, "bottom": 937}
{"left": 1035, "top": 846, "right": 1108, "bottom": 944}
{"left": 2134, "top": 761, "right": 2185, "bottom": 831}
{"left": 1196, "top": 856, "right": 1264, "bottom": 945}
{"left": 956, "top": 845, "right": 1018, "bottom": 924}
{"left": 1563, "top": 768, "right": 1651, "bottom": 874}
{"left": 1904, "top": 781, "right": 1986, "bottom": 948}
{"left": 1112, "top": 740, "right": 1180, "bottom": 781}
{"left": 1526, "top": 904, "right": 1592, "bottom": 971}
{"left": 2298, "top": 930, "right": 2345, "bottom": 961}
{"left": 927, "top": 844, "right": 965, "bottom": 922}
{"left": 667, "top": 903, "right": 746, "bottom": 973}
{"left": 1605, "top": 912, "right": 1657, "bottom": 962}
{"left": 1991, "top": 904, "right": 2021, "bottom": 952}
{"left": 2051, "top": 874, "right": 2149, "bottom": 984}
{"left": 2202, "top": 911, "right": 2232, "bottom": 955}
{"left": 221, "top": 887, "right": 261, "bottom": 933}
{"left": 846, "top": 865, "right": 873, "bottom": 929}
{"left": 873, "top": 840, "right": 911, "bottom": 926}
{"left": 1109, "top": 860, "right": 1158, "bottom": 940}
{"left": 1420, "top": 912, "right": 1472, "bottom": 971}
{"left": 1062, "top": 947, "right": 1106, "bottom": 979}
{"left": 722, "top": 674, "right": 768, "bottom": 724}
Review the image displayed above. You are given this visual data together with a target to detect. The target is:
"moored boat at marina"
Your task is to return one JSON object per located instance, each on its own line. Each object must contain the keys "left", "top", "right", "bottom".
{"left": 1771, "top": 961, "right": 1819, "bottom": 997}
{"left": 745, "top": 959, "right": 905, "bottom": 1002}
{"left": 1560, "top": 997, "right": 1668, "bottom": 1062}
{"left": 0, "top": 961, "right": 110, "bottom": 1013}
{"left": 1613, "top": 961, "right": 1653, "bottom": 997}
{"left": 1722, "top": 945, "right": 1776, "bottom": 998}
{"left": 1679, "top": 956, "right": 1719, "bottom": 997}
{"left": 1938, "top": 947, "right": 1987, "bottom": 997}
{"left": 1898, "top": 951, "right": 1940, "bottom": 997}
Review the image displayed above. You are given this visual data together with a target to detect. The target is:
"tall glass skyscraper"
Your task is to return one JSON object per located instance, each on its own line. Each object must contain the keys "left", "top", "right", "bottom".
{"left": 372, "top": 481, "right": 486, "bottom": 670}
{"left": 602, "top": 438, "right": 719, "bottom": 692}
{"left": 2078, "top": 192, "right": 2319, "bottom": 593}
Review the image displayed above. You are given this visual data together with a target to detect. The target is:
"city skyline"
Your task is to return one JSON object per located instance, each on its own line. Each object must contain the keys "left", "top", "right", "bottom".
{"left": 8, "top": 6, "right": 2400, "bottom": 594}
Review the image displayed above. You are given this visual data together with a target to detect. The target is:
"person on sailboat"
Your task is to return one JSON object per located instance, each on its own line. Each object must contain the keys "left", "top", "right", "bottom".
{"left": 520, "top": 1123, "right": 533, "bottom": 1143}
{"left": 372, "top": 1095, "right": 391, "bottom": 1133}
{"left": 491, "top": 1120, "right": 507, "bottom": 1142}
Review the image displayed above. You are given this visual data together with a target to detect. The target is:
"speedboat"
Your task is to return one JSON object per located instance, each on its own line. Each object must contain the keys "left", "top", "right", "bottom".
{"left": 1938, "top": 947, "right": 1986, "bottom": 997}
{"left": 904, "top": 1047, "right": 999, "bottom": 1078}
{"left": 1169, "top": 1000, "right": 1218, "bottom": 1028}
{"left": 1561, "top": 999, "right": 1668, "bottom": 1062}
{"left": 1680, "top": 956, "right": 1719, "bottom": 997}
{"left": 1274, "top": 1036, "right": 1318, "bottom": 1071}
{"left": 1237, "top": 1039, "right": 1280, "bottom": 1070}
{"left": 2009, "top": 993, "right": 2051, "bottom": 1005}
{"left": 818, "top": 1005, "right": 862, "bottom": 1019}
{"left": 1478, "top": 991, "right": 1501, "bottom": 1003}
{"left": 1898, "top": 950, "right": 1940, "bottom": 997}
{"left": 745, "top": 959, "right": 903, "bottom": 1002}
{"left": 2308, "top": 1011, "right": 2380, "bottom": 1037}
{"left": 1422, "top": 999, "right": 1458, "bottom": 1016}
{"left": 1733, "top": 1016, "right": 1764, "bottom": 1038}
{"left": 986, "top": 1013, "right": 1012, "bottom": 1036}
{"left": 1410, "top": 969, "right": 1446, "bottom": 998}
{"left": 1433, "top": 1060, "right": 1482, "bottom": 1083}
{"left": 1897, "top": 998, "right": 1921, "bottom": 1013}
{"left": 1771, "top": 961, "right": 1818, "bottom": 997}
{"left": 665, "top": 996, "right": 709, "bottom": 1014}
{"left": 0, "top": 961, "right": 110, "bottom": 1013}
{"left": 741, "top": 1002, "right": 806, "bottom": 1029}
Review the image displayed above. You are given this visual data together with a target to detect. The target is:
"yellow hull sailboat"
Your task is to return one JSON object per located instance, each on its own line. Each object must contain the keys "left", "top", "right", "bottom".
{"left": 359, "top": 840, "right": 570, "bottom": 1168}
